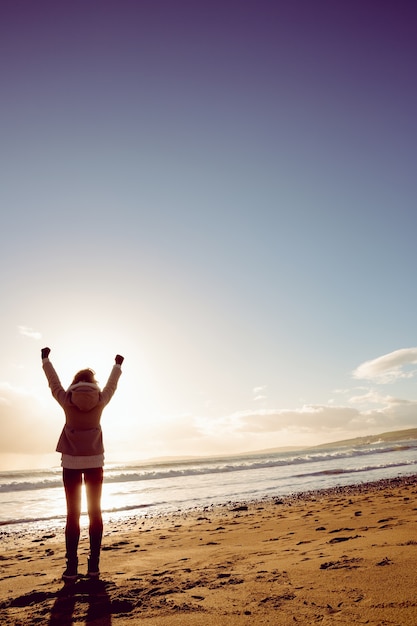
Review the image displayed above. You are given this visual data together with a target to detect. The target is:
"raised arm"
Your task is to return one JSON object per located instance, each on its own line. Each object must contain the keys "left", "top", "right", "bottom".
{"left": 100, "top": 354, "right": 124, "bottom": 405}
{"left": 41, "top": 347, "right": 67, "bottom": 407}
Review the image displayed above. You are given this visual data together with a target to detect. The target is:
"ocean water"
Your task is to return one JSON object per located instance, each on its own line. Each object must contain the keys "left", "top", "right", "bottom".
{"left": 1, "top": 437, "right": 416, "bottom": 535}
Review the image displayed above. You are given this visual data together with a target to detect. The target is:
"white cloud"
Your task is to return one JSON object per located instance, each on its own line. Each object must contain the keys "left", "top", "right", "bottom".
{"left": 352, "top": 347, "right": 417, "bottom": 383}
{"left": 224, "top": 393, "right": 417, "bottom": 441}
{"left": 0, "top": 383, "right": 58, "bottom": 454}
{"left": 234, "top": 405, "right": 360, "bottom": 433}
{"left": 253, "top": 385, "right": 267, "bottom": 402}
{"left": 18, "top": 325, "right": 42, "bottom": 340}
{"left": 349, "top": 389, "right": 392, "bottom": 406}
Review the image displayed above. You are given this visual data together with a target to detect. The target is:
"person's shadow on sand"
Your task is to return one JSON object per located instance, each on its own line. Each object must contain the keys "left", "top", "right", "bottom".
{"left": 49, "top": 578, "right": 112, "bottom": 626}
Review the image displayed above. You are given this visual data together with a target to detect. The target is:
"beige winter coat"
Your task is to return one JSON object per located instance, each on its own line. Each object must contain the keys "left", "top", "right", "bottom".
{"left": 42, "top": 359, "right": 122, "bottom": 456}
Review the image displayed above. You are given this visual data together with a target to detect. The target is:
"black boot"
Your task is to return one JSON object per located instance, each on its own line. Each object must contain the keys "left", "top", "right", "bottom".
{"left": 87, "top": 556, "right": 100, "bottom": 579}
{"left": 62, "top": 557, "right": 78, "bottom": 582}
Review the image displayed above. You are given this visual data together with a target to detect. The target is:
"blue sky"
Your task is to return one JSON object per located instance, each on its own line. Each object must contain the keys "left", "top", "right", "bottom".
{"left": 1, "top": 1, "right": 417, "bottom": 469}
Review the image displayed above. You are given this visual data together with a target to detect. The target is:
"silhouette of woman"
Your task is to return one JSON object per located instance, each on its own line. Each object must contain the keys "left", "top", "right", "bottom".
{"left": 41, "top": 347, "right": 124, "bottom": 582}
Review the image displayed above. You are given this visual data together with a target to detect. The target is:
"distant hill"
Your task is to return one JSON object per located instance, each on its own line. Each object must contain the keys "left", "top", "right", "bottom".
{"left": 131, "top": 428, "right": 417, "bottom": 466}
{"left": 315, "top": 427, "right": 417, "bottom": 450}
{"left": 246, "top": 427, "right": 417, "bottom": 457}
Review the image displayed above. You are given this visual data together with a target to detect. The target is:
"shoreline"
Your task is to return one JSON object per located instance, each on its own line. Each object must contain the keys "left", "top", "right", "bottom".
{"left": 1, "top": 471, "right": 416, "bottom": 534}
{"left": 1, "top": 474, "right": 417, "bottom": 624}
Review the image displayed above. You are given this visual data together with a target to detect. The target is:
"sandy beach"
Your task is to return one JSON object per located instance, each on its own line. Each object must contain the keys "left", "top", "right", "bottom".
{"left": 1, "top": 475, "right": 416, "bottom": 625}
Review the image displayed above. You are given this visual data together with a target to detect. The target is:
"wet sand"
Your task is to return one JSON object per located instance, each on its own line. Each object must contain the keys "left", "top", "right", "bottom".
{"left": 1, "top": 475, "right": 416, "bottom": 625}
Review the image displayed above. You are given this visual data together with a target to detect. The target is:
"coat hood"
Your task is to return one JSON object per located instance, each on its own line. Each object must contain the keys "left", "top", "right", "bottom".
{"left": 67, "top": 382, "right": 100, "bottom": 412}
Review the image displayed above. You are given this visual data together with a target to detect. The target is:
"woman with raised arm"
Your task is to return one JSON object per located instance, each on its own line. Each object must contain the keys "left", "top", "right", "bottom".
{"left": 41, "top": 347, "right": 124, "bottom": 582}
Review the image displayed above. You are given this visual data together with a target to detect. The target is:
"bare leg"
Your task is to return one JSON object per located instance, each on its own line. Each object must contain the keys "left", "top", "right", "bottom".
{"left": 63, "top": 469, "right": 82, "bottom": 576}
{"left": 84, "top": 467, "right": 103, "bottom": 573}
